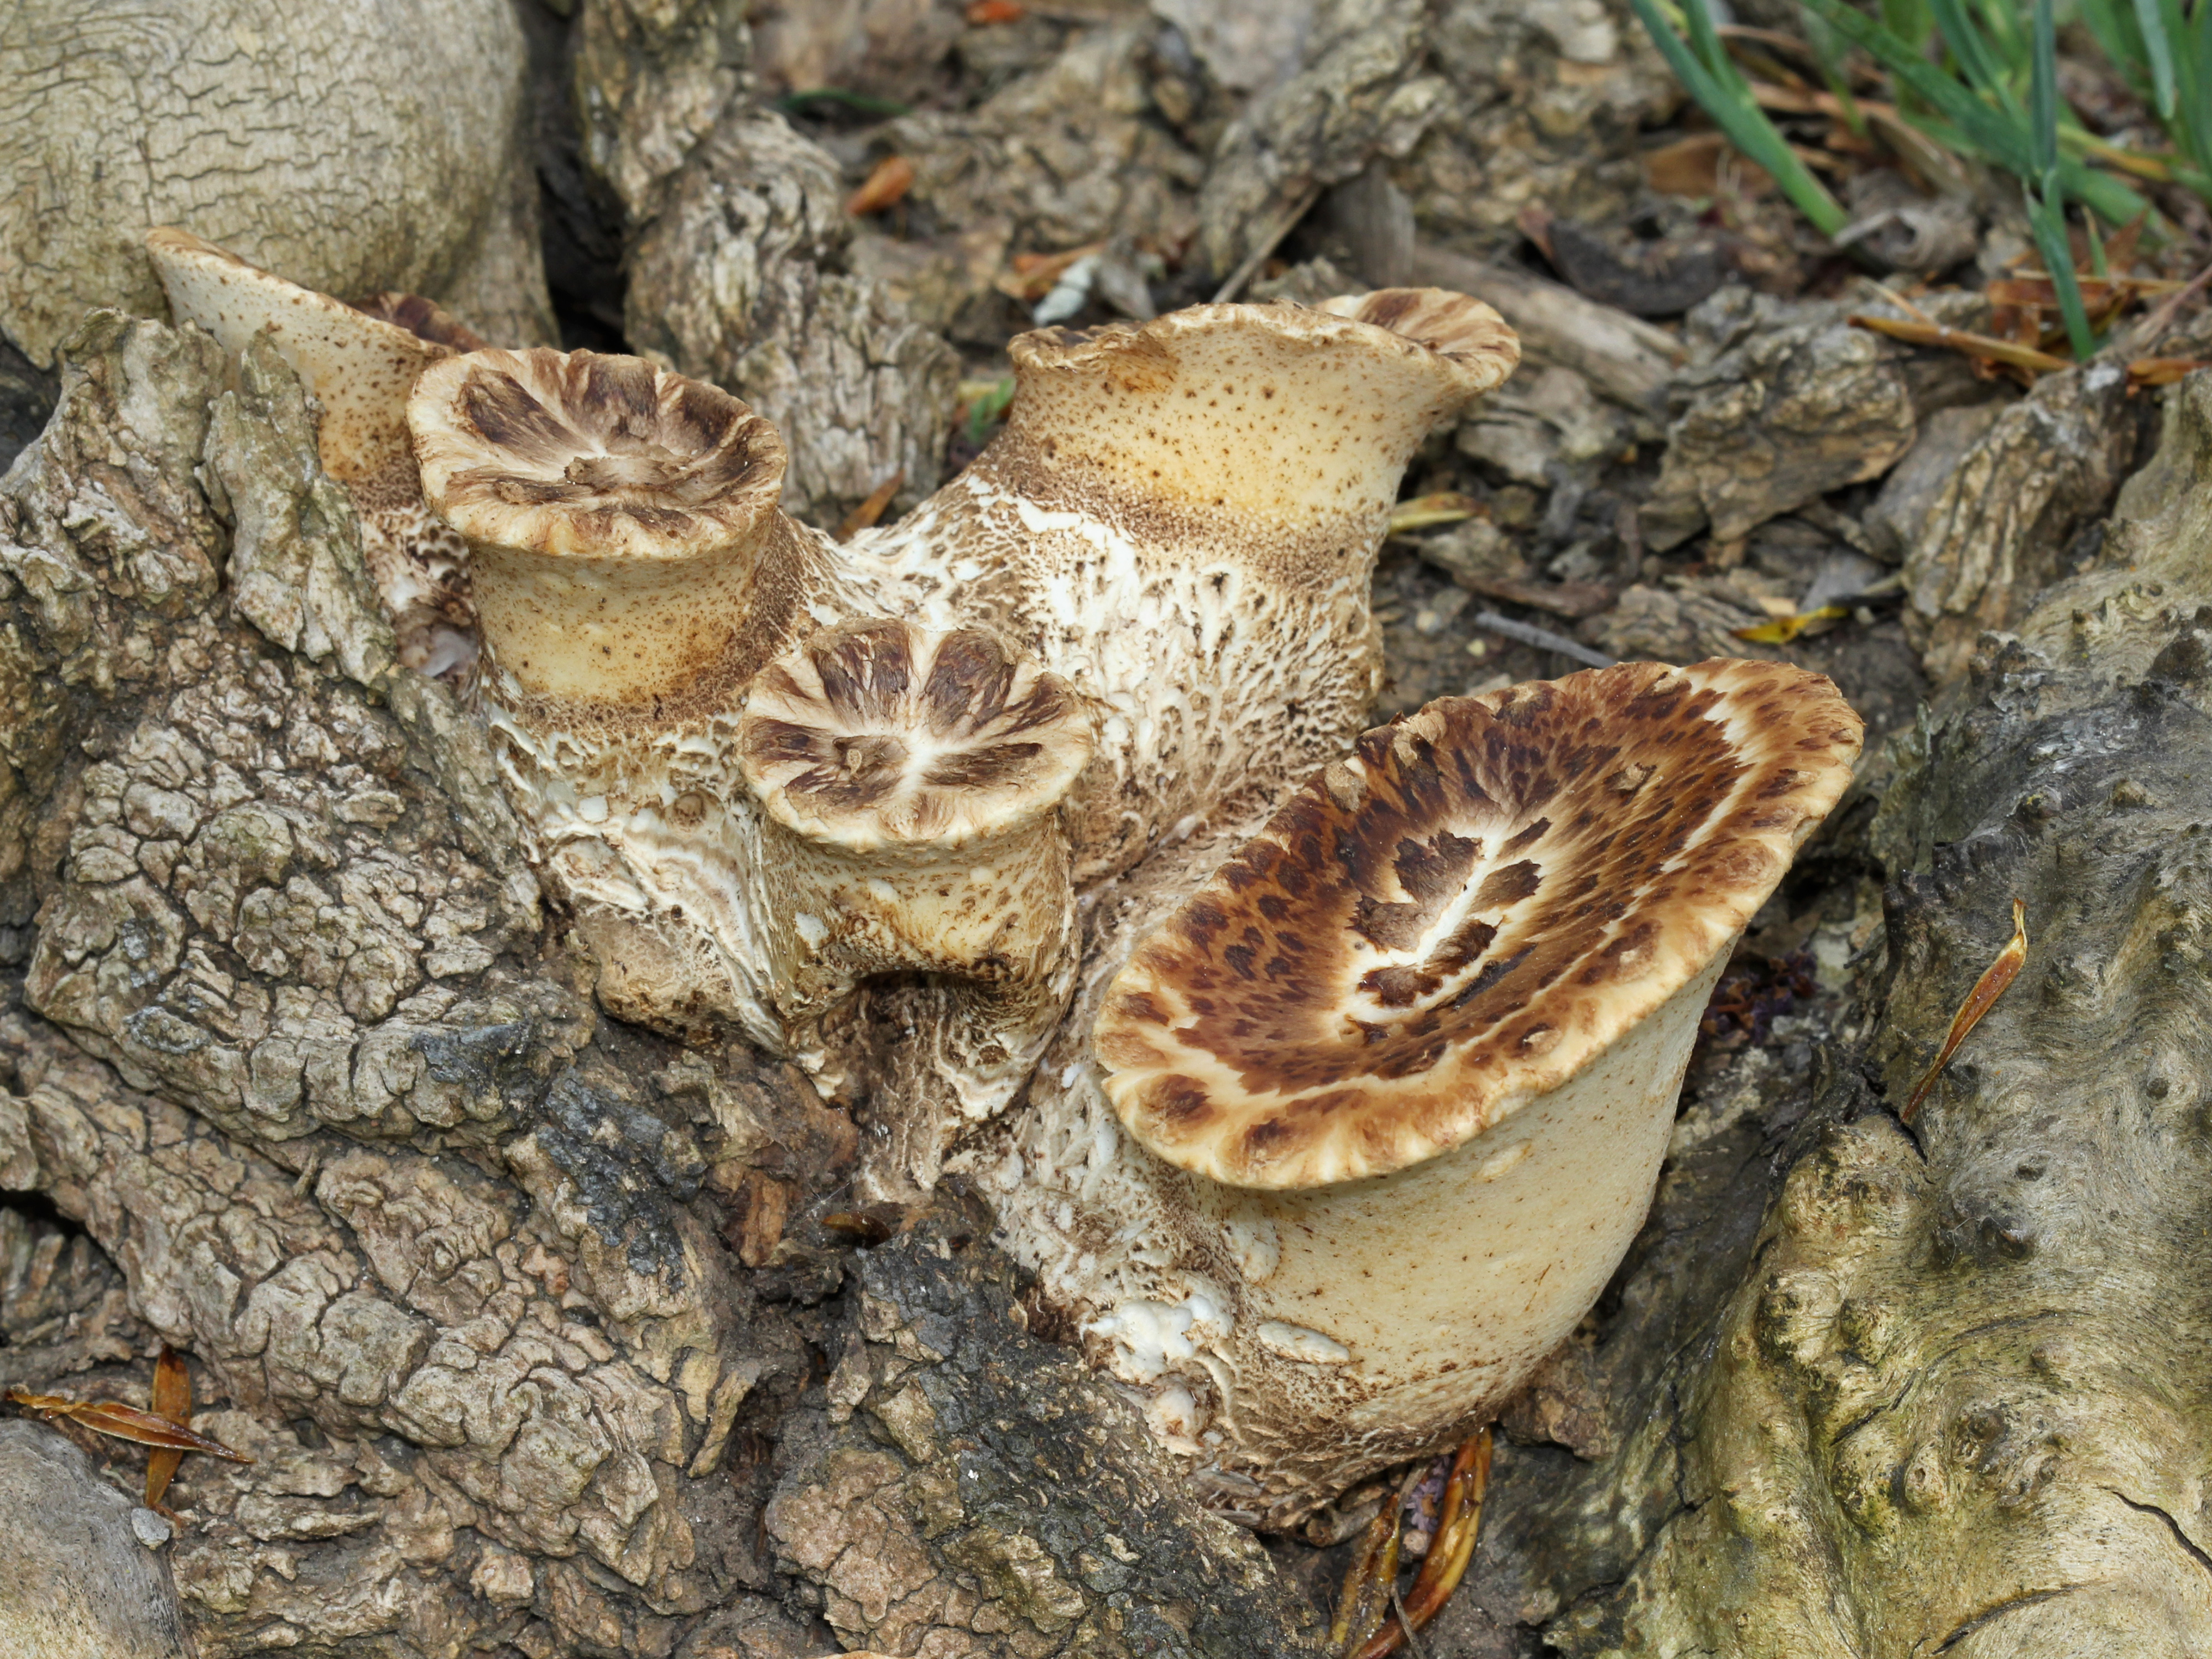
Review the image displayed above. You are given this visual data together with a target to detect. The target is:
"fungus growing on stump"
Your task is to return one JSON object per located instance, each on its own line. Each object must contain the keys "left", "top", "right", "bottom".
{"left": 406, "top": 344, "right": 849, "bottom": 1043}
{"left": 855, "top": 287, "right": 1522, "bottom": 883}
{"left": 1003, "top": 661, "right": 1862, "bottom": 1521}
{"left": 145, "top": 227, "right": 480, "bottom": 674}
{"left": 736, "top": 618, "right": 1094, "bottom": 1136}
{"left": 375, "top": 288, "right": 1518, "bottom": 1172}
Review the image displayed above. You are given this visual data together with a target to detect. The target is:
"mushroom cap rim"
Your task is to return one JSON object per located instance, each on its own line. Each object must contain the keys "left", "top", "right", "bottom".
{"left": 1092, "top": 658, "right": 1865, "bottom": 1192}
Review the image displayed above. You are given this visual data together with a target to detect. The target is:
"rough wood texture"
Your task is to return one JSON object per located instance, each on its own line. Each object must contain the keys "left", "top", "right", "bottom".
{"left": 0, "top": 0, "right": 555, "bottom": 367}
{"left": 0, "top": 309, "right": 1322, "bottom": 1657}
{"left": 1414, "top": 372, "right": 2212, "bottom": 1658}
{"left": 624, "top": 111, "right": 960, "bottom": 526}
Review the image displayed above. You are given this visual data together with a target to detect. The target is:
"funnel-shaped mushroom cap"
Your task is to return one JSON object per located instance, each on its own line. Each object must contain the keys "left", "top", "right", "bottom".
{"left": 1094, "top": 660, "right": 1863, "bottom": 1189}
{"left": 410, "top": 347, "right": 786, "bottom": 562}
{"left": 995, "top": 288, "right": 1518, "bottom": 528}
{"left": 146, "top": 227, "right": 446, "bottom": 488}
{"left": 738, "top": 619, "right": 1095, "bottom": 854}
{"left": 409, "top": 346, "right": 800, "bottom": 705}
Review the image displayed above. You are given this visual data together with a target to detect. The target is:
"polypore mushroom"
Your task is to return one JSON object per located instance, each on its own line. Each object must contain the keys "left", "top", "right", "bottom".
{"left": 389, "top": 295, "right": 1515, "bottom": 1156}
{"left": 986, "top": 660, "right": 1863, "bottom": 1522}
{"left": 849, "top": 288, "right": 1520, "bottom": 882}
{"left": 145, "top": 228, "right": 481, "bottom": 674}
{"left": 735, "top": 617, "right": 1094, "bottom": 1168}
{"left": 406, "top": 343, "right": 853, "bottom": 1044}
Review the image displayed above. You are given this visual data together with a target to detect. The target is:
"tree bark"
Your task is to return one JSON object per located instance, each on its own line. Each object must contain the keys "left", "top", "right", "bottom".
{"left": 4, "top": 204, "right": 2211, "bottom": 1659}
{"left": 1417, "top": 371, "right": 2212, "bottom": 1657}
{"left": 0, "top": 0, "right": 555, "bottom": 370}
{"left": 0, "top": 309, "right": 1321, "bottom": 1657}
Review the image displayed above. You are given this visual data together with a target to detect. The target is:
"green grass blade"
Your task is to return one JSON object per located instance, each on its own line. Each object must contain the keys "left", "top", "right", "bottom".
{"left": 1632, "top": 0, "right": 1850, "bottom": 235}
{"left": 1971, "top": 0, "right": 2032, "bottom": 84}
{"left": 1801, "top": 0, "right": 2154, "bottom": 222}
{"left": 1802, "top": 9, "right": 1869, "bottom": 138}
{"left": 2180, "top": 0, "right": 2212, "bottom": 176}
{"left": 1880, "top": 0, "right": 1933, "bottom": 44}
{"left": 2076, "top": 0, "right": 2151, "bottom": 91}
{"left": 1800, "top": 0, "right": 2033, "bottom": 169}
{"left": 2029, "top": 174, "right": 2099, "bottom": 357}
{"left": 2031, "top": 0, "right": 2061, "bottom": 176}
{"left": 2057, "top": 156, "right": 2154, "bottom": 227}
{"left": 2131, "top": 0, "right": 2180, "bottom": 117}
{"left": 1926, "top": 0, "right": 2017, "bottom": 108}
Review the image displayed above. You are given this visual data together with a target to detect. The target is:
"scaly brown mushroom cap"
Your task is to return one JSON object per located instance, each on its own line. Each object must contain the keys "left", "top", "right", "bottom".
{"left": 411, "top": 346, "right": 785, "bottom": 564}
{"left": 1093, "top": 660, "right": 1864, "bottom": 1189}
{"left": 738, "top": 618, "right": 1096, "bottom": 853}
{"left": 409, "top": 346, "right": 813, "bottom": 708}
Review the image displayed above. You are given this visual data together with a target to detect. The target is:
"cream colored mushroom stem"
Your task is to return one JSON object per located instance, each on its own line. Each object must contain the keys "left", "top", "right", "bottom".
{"left": 145, "top": 228, "right": 479, "bottom": 675}
{"left": 405, "top": 345, "right": 859, "bottom": 1044}
{"left": 842, "top": 289, "right": 1520, "bottom": 884}
{"left": 985, "top": 660, "right": 1865, "bottom": 1525}
{"left": 736, "top": 618, "right": 1093, "bottom": 1166}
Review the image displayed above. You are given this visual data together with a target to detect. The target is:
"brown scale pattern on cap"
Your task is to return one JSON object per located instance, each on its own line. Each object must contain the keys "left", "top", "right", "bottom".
{"left": 738, "top": 618, "right": 1095, "bottom": 852}
{"left": 1093, "top": 660, "right": 1863, "bottom": 1189}
{"left": 410, "top": 346, "right": 822, "bottom": 719}
{"left": 414, "top": 347, "right": 784, "bottom": 561}
{"left": 1312, "top": 289, "right": 1524, "bottom": 383}
{"left": 352, "top": 291, "right": 491, "bottom": 354}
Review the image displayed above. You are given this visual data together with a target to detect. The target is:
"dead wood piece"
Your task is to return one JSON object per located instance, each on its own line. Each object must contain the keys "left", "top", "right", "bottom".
{"left": 624, "top": 111, "right": 959, "bottom": 525}
{"left": 765, "top": 1194, "right": 1326, "bottom": 1656}
{"left": 860, "top": 22, "right": 1203, "bottom": 331}
{"left": 0, "top": 0, "right": 552, "bottom": 366}
{"left": 1641, "top": 292, "right": 1919, "bottom": 551}
{"left": 1409, "top": 245, "right": 1681, "bottom": 411}
{"left": 0, "top": 1421, "right": 190, "bottom": 1659}
{"left": 1393, "top": 0, "right": 1676, "bottom": 259}
{"left": 1197, "top": 0, "right": 1444, "bottom": 282}
{"left": 0, "top": 1206, "right": 143, "bottom": 1389}
{"left": 571, "top": 0, "right": 752, "bottom": 227}
{"left": 1865, "top": 401, "right": 2008, "bottom": 564}
{"left": 2012, "top": 366, "right": 2212, "bottom": 684}
{"left": 1903, "top": 353, "right": 2142, "bottom": 686}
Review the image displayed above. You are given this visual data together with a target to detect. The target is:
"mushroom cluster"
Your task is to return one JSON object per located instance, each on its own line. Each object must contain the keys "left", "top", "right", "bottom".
{"left": 145, "top": 229, "right": 1862, "bottom": 1519}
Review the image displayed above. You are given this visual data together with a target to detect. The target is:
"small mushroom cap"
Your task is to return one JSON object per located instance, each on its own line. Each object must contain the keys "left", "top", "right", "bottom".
{"left": 146, "top": 226, "right": 446, "bottom": 486}
{"left": 997, "top": 289, "right": 1519, "bottom": 526}
{"left": 738, "top": 619, "right": 1096, "bottom": 853}
{"left": 1093, "top": 660, "right": 1864, "bottom": 1190}
{"left": 408, "top": 346, "right": 787, "bottom": 562}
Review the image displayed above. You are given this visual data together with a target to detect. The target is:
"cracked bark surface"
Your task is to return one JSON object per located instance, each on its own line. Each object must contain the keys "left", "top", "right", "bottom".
{"left": 0, "top": 307, "right": 1326, "bottom": 1657}
{"left": 624, "top": 111, "right": 960, "bottom": 527}
{"left": 765, "top": 1194, "right": 1321, "bottom": 1657}
{"left": 1407, "top": 374, "right": 2212, "bottom": 1657}
{"left": 2, "top": 126, "right": 2209, "bottom": 1656}
{"left": 0, "top": 0, "right": 555, "bottom": 369}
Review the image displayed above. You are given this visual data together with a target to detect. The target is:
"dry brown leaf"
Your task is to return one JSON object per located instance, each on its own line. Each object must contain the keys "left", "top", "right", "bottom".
{"left": 845, "top": 155, "right": 916, "bottom": 217}
{"left": 7, "top": 1385, "right": 251, "bottom": 1462}
{"left": 835, "top": 470, "right": 905, "bottom": 542}
{"left": 144, "top": 1344, "right": 192, "bottom": 1509}
{"left": 1901, "top": 898, "right": 2027, "bottom": 1125}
